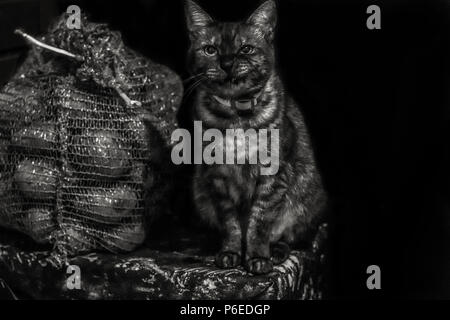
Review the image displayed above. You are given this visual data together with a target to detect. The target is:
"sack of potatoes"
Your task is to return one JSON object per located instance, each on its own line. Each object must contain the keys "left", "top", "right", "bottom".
{"left": 0, "top": 13, "right": 182, "bottom": 259}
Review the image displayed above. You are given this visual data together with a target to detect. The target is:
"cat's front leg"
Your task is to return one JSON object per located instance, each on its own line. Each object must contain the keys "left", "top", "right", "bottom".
{"left": 209, "top": 176, "right": 243, "bottom": 269}
{"left": 215, "top": 213, "right": 242, "bottom": 268}
{"left": 245, "top": 175, "right": 286, "bottom": 274}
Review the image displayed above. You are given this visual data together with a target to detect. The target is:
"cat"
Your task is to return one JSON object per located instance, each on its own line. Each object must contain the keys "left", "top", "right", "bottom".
{"left": 185, "top": 0, "right": 327, "bottom": 274}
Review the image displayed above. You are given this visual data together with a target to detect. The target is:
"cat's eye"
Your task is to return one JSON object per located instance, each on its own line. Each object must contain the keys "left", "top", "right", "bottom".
{"left": 203, "top": 45, "right": 218, "bottom": 56}
{"left": 240, "top": 45, "right": 255, "bottom": 55}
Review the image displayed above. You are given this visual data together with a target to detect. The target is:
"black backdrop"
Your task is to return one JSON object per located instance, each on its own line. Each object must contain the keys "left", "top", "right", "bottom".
{"left": 2, "top": 0, "right": 449, "bottom": 299}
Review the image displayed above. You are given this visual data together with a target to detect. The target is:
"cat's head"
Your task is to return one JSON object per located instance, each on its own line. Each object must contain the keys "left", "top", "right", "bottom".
{"left": 185, "top": 0, "right": 277, "bottom": 100}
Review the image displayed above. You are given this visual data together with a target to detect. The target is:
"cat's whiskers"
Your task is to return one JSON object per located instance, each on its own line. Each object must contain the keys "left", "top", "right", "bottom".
{"left": 183, "top": 76, "right": 206, "bottom": 101}
{"left": 183, "top": 73, "right": 205, "bottom": 83}
{"left": 185, "top": 76, "right": 205, "bottom": 93}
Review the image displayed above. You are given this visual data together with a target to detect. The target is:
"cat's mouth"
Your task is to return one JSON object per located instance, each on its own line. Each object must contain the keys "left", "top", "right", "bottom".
{"left": 210, "top": 81, "right": 262, "bottom": 98}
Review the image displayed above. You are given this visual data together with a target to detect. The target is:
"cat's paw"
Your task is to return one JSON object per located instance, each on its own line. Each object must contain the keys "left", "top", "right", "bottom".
{"left": 215, "top": 251, "right": 241, "bottom": 269}
{"left": 270, "top": 241, "right": 291, "bottom": 265}
{"left": 245, "top": 257, "right": 273, "bottom": 275}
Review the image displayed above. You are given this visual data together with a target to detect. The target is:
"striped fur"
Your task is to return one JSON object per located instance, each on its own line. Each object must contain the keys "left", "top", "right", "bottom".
{"left": 186, "top": 0, "right": 327, "bottom": 274}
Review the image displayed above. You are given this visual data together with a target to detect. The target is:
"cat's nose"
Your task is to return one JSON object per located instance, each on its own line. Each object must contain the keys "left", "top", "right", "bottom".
{"left": 220, "top": 57, "right": 234, "bottom": 73}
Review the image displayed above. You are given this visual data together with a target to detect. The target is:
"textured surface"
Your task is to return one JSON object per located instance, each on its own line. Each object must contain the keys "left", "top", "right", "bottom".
{"left": 0, "top": 223, "right": 327, "bottom": 300}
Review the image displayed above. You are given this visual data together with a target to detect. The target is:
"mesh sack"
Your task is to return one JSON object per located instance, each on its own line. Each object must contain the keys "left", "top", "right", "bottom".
{"left": 0, "top": 13, "right": 182, "bottom": 258}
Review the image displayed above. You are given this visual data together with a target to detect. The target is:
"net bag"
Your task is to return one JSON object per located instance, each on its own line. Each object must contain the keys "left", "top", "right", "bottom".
{"left": 0, "top": 13, "right": 182, "bottom": 258}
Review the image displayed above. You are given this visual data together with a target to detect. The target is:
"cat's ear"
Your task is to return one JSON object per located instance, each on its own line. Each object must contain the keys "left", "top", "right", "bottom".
{"left": 247, "top": 1, "right": 277, "bottom": 36}
{"left": 185, "top": 0, "right": 213, "bottom": 32}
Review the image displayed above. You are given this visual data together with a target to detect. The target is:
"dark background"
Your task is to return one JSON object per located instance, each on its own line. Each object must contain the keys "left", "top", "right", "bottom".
{"left": 0, "top": 0, "right": 449, "bottom": 299}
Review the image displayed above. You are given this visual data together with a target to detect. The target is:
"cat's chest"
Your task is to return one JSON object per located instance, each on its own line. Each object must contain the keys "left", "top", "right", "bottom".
{"left": 203, "top": 162, "right": 259, "bottom": 182}
{"left": 223, "top": 132, "right": 260, "bottom": 163}
{"left": 200, "top": 163, "right": 259, "bottom": 201}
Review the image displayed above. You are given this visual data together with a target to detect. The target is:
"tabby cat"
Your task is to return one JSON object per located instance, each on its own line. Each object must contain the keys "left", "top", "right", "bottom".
{"left": 185, "top": 0, "right": 327, "bottom": 274}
